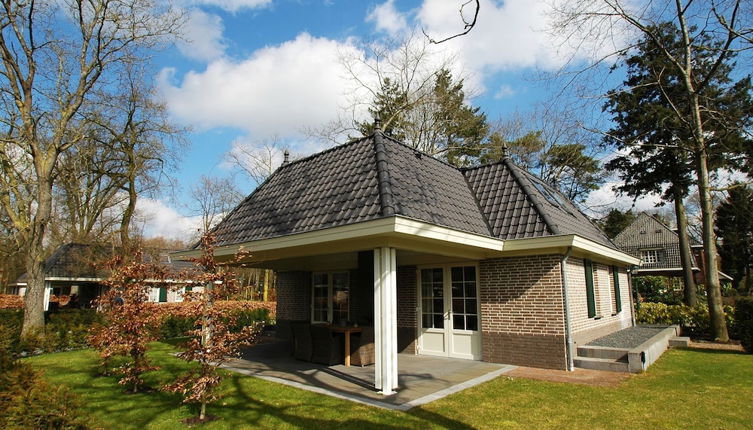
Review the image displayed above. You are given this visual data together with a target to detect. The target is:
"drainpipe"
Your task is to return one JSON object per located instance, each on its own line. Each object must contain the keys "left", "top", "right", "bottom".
{"left": 560, "top": 247, "right": 574, "bottom": 371}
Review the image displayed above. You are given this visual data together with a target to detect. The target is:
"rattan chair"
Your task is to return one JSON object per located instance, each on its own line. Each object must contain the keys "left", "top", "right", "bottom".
{"left": 291, "top": 322, "right": 312, "bottom": 361}
{"left": 311, "top": 324, "right": 343, "bottom": 365}
{"left": 350, "top": 326, "right": 375, "bottom": 367}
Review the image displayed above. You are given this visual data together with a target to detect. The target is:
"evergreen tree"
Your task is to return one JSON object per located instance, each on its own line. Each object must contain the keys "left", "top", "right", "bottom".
{"left": 715, "top": 185, "right": 753, "bottom": 293}
{"left": 599, "top": 209, "right": 637, "bottom": 239}
{"left": 603, "top": 23, "right": 753, "bottom": 309}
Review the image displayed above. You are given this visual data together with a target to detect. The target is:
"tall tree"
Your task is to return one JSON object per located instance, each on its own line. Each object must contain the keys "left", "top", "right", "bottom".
{"left": 189, "top": 176, "right": 244, "bottom": 236}
{"left": 0, "top": 1, "right": 182, "bottom": 336}
{"left": 602, "top": 22, "right": 753, "bottom": 309}
{"left": 716, "top": 185, "right": 753, "bottom": 293}
{"left": 552, "top": 1, "right": 753, "bottom": 341}
{"left": 599, "top": 209, "right": 636, "bottom": 239}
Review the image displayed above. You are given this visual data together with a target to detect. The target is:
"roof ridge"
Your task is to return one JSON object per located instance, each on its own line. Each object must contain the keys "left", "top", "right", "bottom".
{"left": 373, "top": 130, "right": 396, "bottom": 216}
{"left": 502, "top": 158, "right": 561, "bottom": 235}
{"left": 274, "top": 135, "right": 371, "bottom": 172}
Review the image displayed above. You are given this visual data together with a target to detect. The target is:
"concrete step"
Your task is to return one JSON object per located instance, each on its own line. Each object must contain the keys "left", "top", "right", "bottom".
{"left": 669, "top": 336, "right": 690, "bottom": 347}
{"left": 574, "top": 357, "right": 630, "bottom": 373}
{"left": 576, "top": 346, "right": 628, "bottom": 361}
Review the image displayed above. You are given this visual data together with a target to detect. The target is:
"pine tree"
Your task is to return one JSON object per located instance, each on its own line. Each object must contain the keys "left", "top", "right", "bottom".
{"left": 715, "top": 185, "right": 753, "bottom": 293}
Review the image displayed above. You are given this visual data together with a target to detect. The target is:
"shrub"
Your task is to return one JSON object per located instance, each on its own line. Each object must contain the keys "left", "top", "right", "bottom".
{"left": 0, "top": 294, "right": 23, "bottom": 309}
{"left": 156, "top": 305, "right": 272, "bottom": 339}
{"left": 0, "top": 309, "right": 104, "bottom": 355}
{"left": 634, "top": 276, "right": 683, "bottom": 305}
{"left": 736, "top": 297, "right": 753, "bottom": 353}
{"left": 635, "top": 302, "right": 737, "bottom": 339}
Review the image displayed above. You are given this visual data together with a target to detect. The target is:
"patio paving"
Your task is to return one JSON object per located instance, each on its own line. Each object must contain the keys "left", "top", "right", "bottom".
{"left": 223, "top": 340, "right": 515, "bottom": 410}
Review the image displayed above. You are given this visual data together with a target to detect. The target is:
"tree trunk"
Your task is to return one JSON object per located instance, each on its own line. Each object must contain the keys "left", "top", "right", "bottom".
{"left": 696, "top": 150, "right": 729, "bottom": 342}
{"left": 21, "top": 169, "right": 55, "bottom": 337}
{"left": 120, "top": 178, "right": 138, "bottom": 250}
{"left": 200, "top": 401, "right": 206, "bottom": 421}
{"left": 673, "top": 190, "right": 697, "bottom": 306}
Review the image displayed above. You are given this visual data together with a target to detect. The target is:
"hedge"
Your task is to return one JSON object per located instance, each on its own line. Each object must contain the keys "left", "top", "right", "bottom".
{"left": 635, "top": 302, "right": 737, "bottom": 339}
{"left": 0, "top": 294, "right": 23, "bottom": 309}
{"left": 736, "top": 297, "right": 753, "bottom": 353}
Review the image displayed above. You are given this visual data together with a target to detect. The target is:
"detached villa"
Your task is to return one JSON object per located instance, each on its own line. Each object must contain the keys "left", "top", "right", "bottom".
{"left": 177, "top": 128, "right": 639, "bottom": 394}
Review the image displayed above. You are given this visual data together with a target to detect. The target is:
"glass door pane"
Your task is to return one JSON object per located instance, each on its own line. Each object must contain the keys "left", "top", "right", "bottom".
{"left": 450, "top": 266, "right": 478, "bottom": 331}
{"left": 312, "top": 273, "right": 329, "bottom": 322}
{"left": 331, "top": 272, "right": 349, "bottom": 324}
{"left": 420, "top": 268, "right": 444, "bottom": 329}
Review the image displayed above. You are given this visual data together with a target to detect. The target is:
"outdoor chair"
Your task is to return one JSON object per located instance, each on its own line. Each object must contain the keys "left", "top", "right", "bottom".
{"left": 350, "top": 326, "right": 375, "bottom": 367}
{"left": 310, "top": 324, "right": 343, "bottom": 365}
{"left": 291, "top": 322, "right": 313, "bottom": 362}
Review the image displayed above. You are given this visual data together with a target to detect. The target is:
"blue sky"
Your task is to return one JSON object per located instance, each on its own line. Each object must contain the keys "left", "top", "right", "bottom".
{"left": 137, "top": 0, "right": 655, "bottom": 240}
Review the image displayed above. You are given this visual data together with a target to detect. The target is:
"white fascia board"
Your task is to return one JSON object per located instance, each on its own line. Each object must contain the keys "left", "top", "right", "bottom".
{"left": 502, "top": 235, "right": 641, "bottom": 266}
{"left": 635, "top": 267, "right": 700, "bottom": 272}
{"left": 172, "top": 217, "right": 503, "bottom": 260}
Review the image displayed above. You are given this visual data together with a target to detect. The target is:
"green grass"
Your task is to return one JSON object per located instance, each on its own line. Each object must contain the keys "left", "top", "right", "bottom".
{"left": 26, "top": 344, "right": 753, "bottom": 429}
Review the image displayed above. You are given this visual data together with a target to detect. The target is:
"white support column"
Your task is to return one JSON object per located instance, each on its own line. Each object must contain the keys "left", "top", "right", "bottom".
{"left": 43, "top": 282, "right": 51, "bottom": 311}
{"left": 373, "top": 247, "right": 398, "bottom": 394}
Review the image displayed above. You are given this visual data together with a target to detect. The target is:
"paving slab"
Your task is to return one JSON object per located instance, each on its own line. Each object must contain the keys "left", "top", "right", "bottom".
{"left": 223, "top": 340, "right": 515, "bottom": 410}
{"left": 507, "top": 366, "right": 630, "bottom": 387}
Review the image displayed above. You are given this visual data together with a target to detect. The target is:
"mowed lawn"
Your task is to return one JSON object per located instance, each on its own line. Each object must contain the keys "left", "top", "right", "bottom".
{"left": 26, "top": 343, "right": 753, "bottom": 430}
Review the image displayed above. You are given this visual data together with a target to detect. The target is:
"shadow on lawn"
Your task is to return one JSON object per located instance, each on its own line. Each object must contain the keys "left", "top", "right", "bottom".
{"left": 224, "top": 376, "right": 476, "bottom": 430}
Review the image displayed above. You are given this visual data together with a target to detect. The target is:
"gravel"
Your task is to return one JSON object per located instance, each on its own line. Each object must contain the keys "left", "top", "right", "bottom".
{"left": 587, "top": 326, "right": 668, "bottom": 349}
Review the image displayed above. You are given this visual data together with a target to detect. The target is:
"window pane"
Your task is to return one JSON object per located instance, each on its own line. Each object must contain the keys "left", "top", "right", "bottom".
{"left": 453, "top": 314, "right": 465, "bottom": 330}
{"left": 465, "top": 299, "right": 477, "bottom": 315}
{"left": 422, "top": 298, "right": 433, "bottom": 313}
{"left": 466, "top": 315, "right": 478, "bottom": 331}
{"left": 464, "top": 283, "right": 476, "bottom": 298}
{"left": 432, "top": 268, "right": 443, "bottom": 283}
{"left": 433, "top": 298, "right": 444, "bottom": 312}
{"left": 452, "top": 282, "right": 463, "bottom": 297}
{"left": 314, "top": 273, "right": 328, "bottom": 285}
{"left": 422, "top": 314, "right": 432, "bottom": 329}
{"left": 433, "top": 314, "right": 444, "bottom": 329}
{"left": 451, "top": 267, "right": 463, "bottom": 282}
{"left": 452, "top": 298, "right": 464, "bottom": 314}
{"left": 464, "top": 266, "right": 476, "bottom": 280}
{"left": 433, "top": 285, "right": 444, "bottom": 298}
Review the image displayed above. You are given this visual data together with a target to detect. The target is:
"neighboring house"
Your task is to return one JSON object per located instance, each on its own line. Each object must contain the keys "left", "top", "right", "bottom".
{"left": 12, "top": 243, "right": 195, "bottom": 310}
{"left": 174, "top": 129, "right": 639, "bottom": 393}
{"left": 613, "top": 213, "right": 731, "bottom": 286}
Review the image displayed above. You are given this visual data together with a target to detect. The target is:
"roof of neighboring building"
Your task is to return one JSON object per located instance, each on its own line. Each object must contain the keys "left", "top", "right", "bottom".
{"left": 209, "top": 130, "right": 616, "bottom": 249}
{"left": 613, "top": 213, "right": 699, "bottom": 269}
{"left": 14, "top": 243, "right": 195, "bottom": 284}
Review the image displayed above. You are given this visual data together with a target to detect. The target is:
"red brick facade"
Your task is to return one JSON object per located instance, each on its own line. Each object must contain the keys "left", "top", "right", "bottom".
{"left": 275, "top": 271, "right": 311, "bottom": 339}
{"left": 479, "top": 255, "right": 568, "bottom": 370}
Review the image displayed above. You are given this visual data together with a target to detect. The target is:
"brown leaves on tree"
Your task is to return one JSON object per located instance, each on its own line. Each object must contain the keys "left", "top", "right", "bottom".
{"left": 88, "top": 251, "right": 177, "bottom": 392}
{"left": 162, "top": 233, "right": 261, "bottom": 421}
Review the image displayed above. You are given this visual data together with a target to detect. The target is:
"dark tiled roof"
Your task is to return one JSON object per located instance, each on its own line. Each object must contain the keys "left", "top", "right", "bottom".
{"left": 613, "top": 213, "right": 699, "bottom": 269}
{"left": 462, "top": 160, "right": 616, "bottom": 248}
{"left": 209, "top": 131, "right": 616, "bottom": 249}
{"left": 14, "top": 243, "right": 194, "bottom": 283}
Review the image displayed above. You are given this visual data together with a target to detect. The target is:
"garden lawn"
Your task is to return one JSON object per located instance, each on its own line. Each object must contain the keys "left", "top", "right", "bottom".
{"left": 26, "top": 343, "right": 752, "bottom": 430}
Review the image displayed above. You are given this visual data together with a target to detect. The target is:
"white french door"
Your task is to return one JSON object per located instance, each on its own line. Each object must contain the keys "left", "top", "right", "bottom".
{"left": 417, "top": 264, "right": 481, "bottom": 360}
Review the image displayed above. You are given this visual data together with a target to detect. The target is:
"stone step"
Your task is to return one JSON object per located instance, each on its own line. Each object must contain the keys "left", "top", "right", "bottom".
{"left": 576, "top": 346, "right": 628, "bottom": 361}
{"left": 669, "top": 336, "right": 690, "bottom": 347}
{"left": 574, "top": 357, "right": 630, "bottom": 373}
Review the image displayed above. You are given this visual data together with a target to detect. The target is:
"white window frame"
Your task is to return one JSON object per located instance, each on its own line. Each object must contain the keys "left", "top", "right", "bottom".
{"left": 311, "top": 271, "right": 350, "bottom": 324}
{"left": 640, "top": 249, "right": 661, "bottom": 264}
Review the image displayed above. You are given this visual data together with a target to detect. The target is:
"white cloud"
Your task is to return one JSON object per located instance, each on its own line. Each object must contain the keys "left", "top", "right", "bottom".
{"left": 417, "top": 0, "right": 631, "bottom": 79}
{"left": 494, "top": 84, "right": 515, "bottom": 99}
{"left": 177, "top": 9, "right": 226, "bottom": 62}
{"left": 159, "top": 33, "right": 363, "bottom": 137}
{"left": 137, "top": 198, "right": 202, "bottom": 240}
{"left": 366, "top": 0, "right": 408, "bottom": 37}
{"left": 584, "top": 180, "right": 664, "bottom": 217}
{"left": 181, "top": 0, "right": 272, "bottom": 13}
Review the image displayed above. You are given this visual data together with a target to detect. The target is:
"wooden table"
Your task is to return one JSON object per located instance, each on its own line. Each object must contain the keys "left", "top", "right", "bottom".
{"left": 328, "top": 325, "right": 362, "bottom": 366}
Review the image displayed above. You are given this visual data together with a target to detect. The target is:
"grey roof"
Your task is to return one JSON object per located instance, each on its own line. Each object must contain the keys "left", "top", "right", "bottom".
{"left": 209, "top": 131, "right": 617, "bottom": 249}
{"left": 613, "top": 213, "right": 699, "bottom": 269}
{"left": 14, "top": 243, "right": 194, "bottom": 283}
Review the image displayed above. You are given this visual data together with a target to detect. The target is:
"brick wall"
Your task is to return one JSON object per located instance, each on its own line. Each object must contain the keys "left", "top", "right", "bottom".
{"left": 397, "top": 265, "right": 417, "bottom": 354}
{"left": 479, "top": 255, "right": 568, "bottom": 370}
{"left": 275, "top": 270, "right": 311, "bottom": 340}
{"left": 567, "top": 259, "right": 632, "bottom": 345}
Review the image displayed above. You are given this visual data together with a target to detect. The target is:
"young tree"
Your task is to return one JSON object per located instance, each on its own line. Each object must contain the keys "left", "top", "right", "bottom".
{"left": 163, "top": 235, "right": 260, "bottom": 423}
{"left": 715, "top": 185, "right": 753, "bottom": 293}
{"left": 551, "top": 1, "right": 753, "bottom": 341}
{"left": 0, "top": 0, "right": 183, "bottom": 336}
{"left": 224, "top": 137, "right": 289, "bottom": 186}
{"left": 89, "top": 253, "right": 171, "bottom": 392}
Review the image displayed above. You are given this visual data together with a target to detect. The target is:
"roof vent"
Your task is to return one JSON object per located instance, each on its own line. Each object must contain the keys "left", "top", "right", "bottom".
{"left": 500, "top": 141, "right": 508, "bottom": 160}
{"left": 374, "top": 116, "right": 382, "bottom": 132}
{"left": 282, "top": 149, "right": 290, "bottom": 166}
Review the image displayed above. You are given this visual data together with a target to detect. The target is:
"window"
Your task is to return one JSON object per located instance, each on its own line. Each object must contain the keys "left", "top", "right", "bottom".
{"left": 640, "top": 249, "right": 661, "bottom": 264}
{"left": 311, "top": 272, "right": 349, "bottom": 324}
{"left": 585, "top": 259, "right": 596, "bottom": 318}
{"left": 611, "top": 266, "right": 622, "bottom": 313}
{"left": 451, "top": 266, "right": 479, "bottom": 331}
{"left": 421, "top": 268, "right": 445, "bottom": 329}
